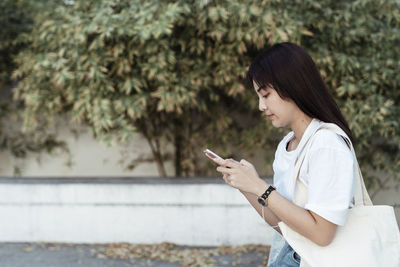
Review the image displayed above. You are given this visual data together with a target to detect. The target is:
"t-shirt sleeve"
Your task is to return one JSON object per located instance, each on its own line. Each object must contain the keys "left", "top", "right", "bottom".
{"left": 304, "top": 146, "right": 355, "bottom": 226}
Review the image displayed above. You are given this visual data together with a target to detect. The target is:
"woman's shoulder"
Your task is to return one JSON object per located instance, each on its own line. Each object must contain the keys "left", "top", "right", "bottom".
{"left": 309, "top": 127, "right": 351, "bottom": 153}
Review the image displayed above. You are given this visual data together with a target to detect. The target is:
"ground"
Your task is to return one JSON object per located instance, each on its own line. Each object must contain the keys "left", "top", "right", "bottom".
{"left": 0, "top": 242, "right": 270, "bottom": 267}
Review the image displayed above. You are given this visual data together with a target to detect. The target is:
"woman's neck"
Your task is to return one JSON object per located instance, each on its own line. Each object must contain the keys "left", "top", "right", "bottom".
{"left": 290, "top": 114, "right": 313, "bottom": 142}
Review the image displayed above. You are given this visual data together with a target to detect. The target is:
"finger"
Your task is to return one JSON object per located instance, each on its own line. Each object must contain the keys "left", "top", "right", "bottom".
{"left": 223, "top": 159, "right": 241, "bottom": 168}
{"left": 223, "top": 174, "right": 235, "bottom": 187}
{"left": 213, "top": 158, "right": 226, "bottom": 166}
{"left": 228, "top": 176, "right": 237, "bottom": 187}
{"left": 216, "top": 166, "right": 235, "bottom": 174}
{"left": 227, "top": 158, "right": 240, "bottom": 163}
{"left": 239, "top": 159, "right": 252, "bottom": 167}
{"left": 225, "top": 159, "right": 240, "bottom": 168}
{"left": 222, "top": 174, "right": 229, "bottom": 184}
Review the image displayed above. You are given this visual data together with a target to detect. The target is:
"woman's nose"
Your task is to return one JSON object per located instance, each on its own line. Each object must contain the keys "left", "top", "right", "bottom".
{"left": 259, "top": 98, "right": 266, "bottom": 111}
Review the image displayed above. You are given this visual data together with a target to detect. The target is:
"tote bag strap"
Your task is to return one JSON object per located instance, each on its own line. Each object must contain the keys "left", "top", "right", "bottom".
{"left": 293, "top": 122, "right": 372, "bottom": 207}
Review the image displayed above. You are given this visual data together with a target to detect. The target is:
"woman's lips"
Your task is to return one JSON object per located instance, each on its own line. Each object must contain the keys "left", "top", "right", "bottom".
{"left": 267, "top": 114, "right": 274, "bottom": 118}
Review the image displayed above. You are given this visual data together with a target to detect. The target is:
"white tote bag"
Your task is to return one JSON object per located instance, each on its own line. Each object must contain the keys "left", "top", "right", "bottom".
{"left": 278, "top": 122, "right": 400, "bottom": 267}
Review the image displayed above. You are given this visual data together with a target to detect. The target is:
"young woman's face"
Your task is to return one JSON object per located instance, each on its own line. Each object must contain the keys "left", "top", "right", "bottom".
{"left": 253, "top": 80, "right": 299, "bottom": 128}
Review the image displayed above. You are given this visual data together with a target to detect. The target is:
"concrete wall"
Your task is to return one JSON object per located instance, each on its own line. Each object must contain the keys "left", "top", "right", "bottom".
{"left": 0, "top": 123, "right": 273, "bottom": 178}
{"left": 0, "top": 177, "right": 276, "bottom": 246}
{"left": 0, "top": 177, "right": 398, "bottom": 246}
{"left": 0, "top": 124, "right": 175, "bottom": 177}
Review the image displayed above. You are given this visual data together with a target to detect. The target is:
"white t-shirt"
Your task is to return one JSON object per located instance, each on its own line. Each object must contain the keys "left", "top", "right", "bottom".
{"left": 272, "top": 118, "right": 355, "bottom": 226}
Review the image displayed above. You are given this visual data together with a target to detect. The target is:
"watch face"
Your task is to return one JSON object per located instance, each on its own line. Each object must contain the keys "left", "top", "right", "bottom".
{"left": 257, "top": 198, "right": 266, "bottom": 206}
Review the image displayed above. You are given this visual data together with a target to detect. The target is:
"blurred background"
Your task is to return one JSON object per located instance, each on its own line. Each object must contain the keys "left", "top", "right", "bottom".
{"left": 0, "top": 0, "right": 399, "bottom": 266}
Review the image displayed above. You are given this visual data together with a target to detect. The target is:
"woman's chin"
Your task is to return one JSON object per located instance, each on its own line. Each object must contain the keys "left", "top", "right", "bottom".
{"left": 270, "top": 118, "right": 285, "bottom": 128}
{"left": 270, "top": 121, "right": 279, "bottom": 128}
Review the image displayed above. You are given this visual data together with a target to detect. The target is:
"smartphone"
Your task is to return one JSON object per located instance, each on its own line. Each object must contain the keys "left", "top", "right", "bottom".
{"left": 203, "top": 149, "right": 224, "bottom": 161}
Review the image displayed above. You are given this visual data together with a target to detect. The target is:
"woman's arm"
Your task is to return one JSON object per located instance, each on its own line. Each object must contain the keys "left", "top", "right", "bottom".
{"left": 216, "top": 158, "right": 337, "bottom": 247}
{"left": 255, "top": 182, "right": 337, "bottom": 246}
{"left": 239, "top": 189, "right": 282, "bottom": 235}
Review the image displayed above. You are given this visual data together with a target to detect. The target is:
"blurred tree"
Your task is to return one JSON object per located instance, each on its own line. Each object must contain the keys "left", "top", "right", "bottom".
{"left": 13, "top": 0, "right": 301, "bottom": 176}
{"left": 290, "top": 0, "right": 400, "bottom": 192}
{"left": 12, "top": 0, "right": 400, "bottom": 190}
{"left": 0, "top": 0, "right": 67, "bottom": 175}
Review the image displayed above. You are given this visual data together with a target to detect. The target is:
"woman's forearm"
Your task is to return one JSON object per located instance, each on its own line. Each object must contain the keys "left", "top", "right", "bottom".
{"left": 214, "top": 157, "right": 336, "bottom": 246}
{"left": 253, "top": 181, "right": 337, "bottom": 246}
{"left": 239, "top": 189, "right": 282, "bottom": 235}
{"left": 261, "top": 187, "right": 336, "bottom": 246}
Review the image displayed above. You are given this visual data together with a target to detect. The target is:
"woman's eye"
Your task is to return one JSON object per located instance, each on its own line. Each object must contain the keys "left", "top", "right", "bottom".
{"left": 262, "top": 93, "right": 269, "bottom": 98}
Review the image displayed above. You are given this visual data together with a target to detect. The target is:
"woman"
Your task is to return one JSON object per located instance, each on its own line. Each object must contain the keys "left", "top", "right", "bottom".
{"left": 214, "top": 42, "right": 355, "bottom": 267}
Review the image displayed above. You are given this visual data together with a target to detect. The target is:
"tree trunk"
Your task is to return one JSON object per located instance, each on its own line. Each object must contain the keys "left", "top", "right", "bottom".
{"left": 145, "top": 136, "right": 167, "bottom": 177}
{"left": 137, "top": 118, "right": 167, "bottom": 177}
{"left": 175, "top": 132, "right": 182, "bottom": 177}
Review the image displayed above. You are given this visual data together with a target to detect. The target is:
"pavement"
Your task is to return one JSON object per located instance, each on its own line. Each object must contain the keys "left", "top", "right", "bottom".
{"left": 0, "top": 243, "right": 270, "bottom": 267}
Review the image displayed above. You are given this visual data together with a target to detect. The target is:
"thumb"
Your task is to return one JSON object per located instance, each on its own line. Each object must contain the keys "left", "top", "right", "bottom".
{"left": 240, "top": 159, "right": 252, "bottom": 167}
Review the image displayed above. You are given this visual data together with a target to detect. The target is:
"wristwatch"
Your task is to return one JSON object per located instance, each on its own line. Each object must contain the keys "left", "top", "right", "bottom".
{"left": 257, "top": 185, "right": 276, "bottom": 206}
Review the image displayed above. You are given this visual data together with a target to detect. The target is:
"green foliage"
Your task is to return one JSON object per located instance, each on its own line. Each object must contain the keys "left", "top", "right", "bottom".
{"left": 0, "top": 0, "right": 67, "bottom": 172}
{"left": 0, "top": 0, "right": 31, "bottom": 88}
{"left": 289, "top": 0, "right": 400, "bottom": 189}
{"left": 11, "top": 0, "right": 400, "bottom": 188}
{"left": 13, "top": 0, "right": 303, "bottom": 176}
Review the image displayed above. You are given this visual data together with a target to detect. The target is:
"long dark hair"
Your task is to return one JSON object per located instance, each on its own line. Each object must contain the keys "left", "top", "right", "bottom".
{"left": 247, "top": 42, "right": 355, "bottom": 145}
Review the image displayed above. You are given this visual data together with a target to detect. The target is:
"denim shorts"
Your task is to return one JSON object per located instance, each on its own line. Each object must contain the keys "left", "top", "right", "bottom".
{"left": 268, "top": 241, "right": 301, "bottom": 267}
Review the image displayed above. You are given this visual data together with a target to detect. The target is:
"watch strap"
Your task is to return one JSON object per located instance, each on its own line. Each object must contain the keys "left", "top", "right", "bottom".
{"left": 260, "top": 185, "right": 276, "bottom": 201}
